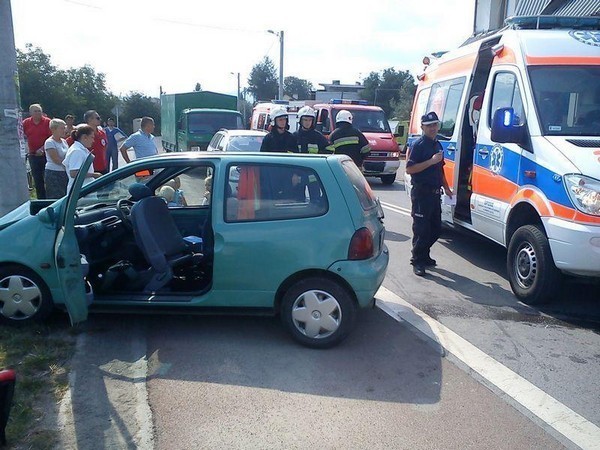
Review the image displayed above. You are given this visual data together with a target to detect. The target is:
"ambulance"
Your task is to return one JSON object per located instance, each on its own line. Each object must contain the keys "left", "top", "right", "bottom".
{"left": 250, "top": 101, "right": 301, "bottom": 133}
{"left": 315, "top": 100, "right": 401, "bottom": 185}
{"left": 406, "top": 16, "right": 600, "bottom": 304}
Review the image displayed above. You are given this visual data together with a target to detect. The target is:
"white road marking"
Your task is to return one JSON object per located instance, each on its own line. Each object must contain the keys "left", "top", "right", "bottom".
{"left": 376, "top": 286, "right": 600, "bottom": 450}
{"left": 380, "top": 201, "right": 411, "bottom": 217}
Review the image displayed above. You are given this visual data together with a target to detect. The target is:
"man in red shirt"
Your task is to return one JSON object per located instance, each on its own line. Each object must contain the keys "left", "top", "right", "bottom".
{"left": 67, "top": 110, "right": 108, "bottom": 174}
{"left": 22, "top": 104, "right": 52, "bottom": 199}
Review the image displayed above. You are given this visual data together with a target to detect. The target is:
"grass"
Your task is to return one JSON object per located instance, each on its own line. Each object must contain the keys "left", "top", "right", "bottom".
{"left": 0, "top": 318, "right": 77, "bottom": 449}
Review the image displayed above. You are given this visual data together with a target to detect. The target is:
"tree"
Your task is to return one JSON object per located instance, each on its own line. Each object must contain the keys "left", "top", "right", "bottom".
{"left": 247, "top": 56, "right": 278, "bottom": 102}
{"left": 391, "top": 81, "right": 417, "bottom": 121}
{"left": 360, "top": 68, "right": 415, "bottom": 117}
{"left": 283, "top": 76, "right": 313, "bottom": 100}
{"left": 194, "top": 82, "right": 202, "bottom": 92}
{"left": 16, "top": 44, "right": 118, "bottom": 123}
{"left": 119, "top": 92, "right": 161, "bottom": 135}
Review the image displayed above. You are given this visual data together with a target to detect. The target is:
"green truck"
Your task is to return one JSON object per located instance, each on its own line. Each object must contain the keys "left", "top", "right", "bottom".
{"left": 161, "top": 91, "right": 244, "bottom": 152}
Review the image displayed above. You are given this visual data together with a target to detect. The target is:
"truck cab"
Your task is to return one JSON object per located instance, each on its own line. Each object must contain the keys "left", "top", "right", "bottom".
{"left": 177, "top": 108, "right": 243, "bottom": 151}
{"left": 314, "top": 100, "right": 401, "bottom": 185}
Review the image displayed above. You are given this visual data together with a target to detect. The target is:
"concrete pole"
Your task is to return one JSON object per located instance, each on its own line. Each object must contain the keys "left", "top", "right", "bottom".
{"left": 0, "top": 0, "right": 29, "bottom": 216}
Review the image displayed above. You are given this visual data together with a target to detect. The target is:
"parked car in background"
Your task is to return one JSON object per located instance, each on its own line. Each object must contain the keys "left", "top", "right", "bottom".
{"left": 207, "top": 129, "right": 267, "bottom": 152}
{"left": 0, "top": 152, "right": 388, "bottom": 348}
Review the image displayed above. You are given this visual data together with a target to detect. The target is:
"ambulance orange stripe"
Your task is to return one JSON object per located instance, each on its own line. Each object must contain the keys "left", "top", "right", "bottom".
{"left": 550, "top": 201, "right": 600, "bottom": 225}
{"left": 422, "top": 53, "right": 477, "bottom": 84}
{"left": 510, "top": 188, "right": 551, "bottom": 216}
{"left": 493, "top": 47, "right": 518, "bottom": 65}
{"left": 526, "top": 56, "right": 600, "bottom": 66}
{"left": 471, "top": 166, "right": 518, "bottom": 202}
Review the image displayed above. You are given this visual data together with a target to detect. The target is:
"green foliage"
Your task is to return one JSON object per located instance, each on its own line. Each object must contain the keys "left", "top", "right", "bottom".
{"left": 360, "top": 68, "right": 416, "bottom": 118}
{"left": 16, "top": 44, "right": 118, "bottom": 123}
{"left": 247, "top": 56, "right": 278, "bottom": 102}
{"left": 283, "top": 76, "right": 313, "bottom": 100}
{"left": 118, "top": 92, "right": 161, "bottom": 135}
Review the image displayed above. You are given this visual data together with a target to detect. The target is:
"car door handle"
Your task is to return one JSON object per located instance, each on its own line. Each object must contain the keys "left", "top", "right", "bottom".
{"left": 446, "top": 145, "right": 456, "bottom": 152}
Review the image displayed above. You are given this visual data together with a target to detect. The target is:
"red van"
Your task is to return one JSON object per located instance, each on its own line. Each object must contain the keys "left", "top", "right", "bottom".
{"left": 314, "top": 100, "right": 401, "bottom": 184}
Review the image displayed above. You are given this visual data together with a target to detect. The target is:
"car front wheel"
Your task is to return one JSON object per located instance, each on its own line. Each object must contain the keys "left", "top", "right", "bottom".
{"left": 0, "top": 265, "right": 53, "bottom": 324}
{"left": 281, "top": 277, "right": 356, "bottom": 348}
{"left": 380, "top": 174, "right": 396, "bottom": 185}
{"left": 506, "top": 225, "right": 560, "bottom": 305}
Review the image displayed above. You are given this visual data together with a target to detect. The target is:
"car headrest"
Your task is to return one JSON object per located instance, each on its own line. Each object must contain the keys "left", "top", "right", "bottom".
{"left": 129, "top": 183, "right": 153, "bottom": 201}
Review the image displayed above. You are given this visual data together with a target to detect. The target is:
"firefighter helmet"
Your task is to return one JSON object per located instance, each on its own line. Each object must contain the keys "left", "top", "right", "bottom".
{"left": 298, "top": 106, "right": 316, "bottom": 119}
{"left": 270, "top": 106, "right": 288, "bottom": 122}
{"left": 335, "top": 110, "right": 353, "bottom": 124}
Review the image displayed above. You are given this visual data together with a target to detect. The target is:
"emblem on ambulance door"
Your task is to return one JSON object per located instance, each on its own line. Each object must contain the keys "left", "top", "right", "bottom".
{"left": 490, "top": 144, "right": 504, "bottom": 174}
{"left": 569, "top": 31, "right": 600, "bottom": 48}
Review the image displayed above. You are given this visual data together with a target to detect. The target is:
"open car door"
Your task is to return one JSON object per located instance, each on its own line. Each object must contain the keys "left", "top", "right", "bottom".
{"left": 54, "top": 154, "right": 94, "bottom": 324}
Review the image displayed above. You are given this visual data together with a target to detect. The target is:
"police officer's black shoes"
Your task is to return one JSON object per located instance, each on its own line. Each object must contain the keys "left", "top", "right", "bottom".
{"left": 413, "top": 265, "right": 426, "bottom": 276}
{"left": 424, "top": 257, "right": 437, "bottom": 267}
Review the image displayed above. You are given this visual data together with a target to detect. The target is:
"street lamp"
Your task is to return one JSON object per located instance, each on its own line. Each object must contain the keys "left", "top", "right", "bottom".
{"left": 267, "top": 29, "right": 284, "bottom": 100}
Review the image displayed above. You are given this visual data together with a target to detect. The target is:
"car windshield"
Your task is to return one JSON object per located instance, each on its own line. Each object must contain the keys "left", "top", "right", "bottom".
{"left": 529, "top": 66, "right": 600, "bottom": 136}
{"left": 188, "top": 112, "right": 243, "bottom": 134}
{"left": 227, "top": 135, "right": 264, "bottom": 152}
{"left": 334, "top": 109, "right": 391, "bottom": 133}
{"left": 77, "top": 169, "right": 163, "bottom": 207}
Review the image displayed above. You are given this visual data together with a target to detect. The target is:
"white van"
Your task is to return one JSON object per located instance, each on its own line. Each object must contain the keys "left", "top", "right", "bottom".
{"left": 406, "top": 16, "right": 600, "bottom": 304}
{"left": 250, "top": 101, "right": 301, "bottom": 133}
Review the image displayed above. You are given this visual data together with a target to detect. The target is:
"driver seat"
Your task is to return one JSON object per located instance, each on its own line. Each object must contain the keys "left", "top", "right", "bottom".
{"left": 129, "top": 184, "right": 201, "bottom": 292}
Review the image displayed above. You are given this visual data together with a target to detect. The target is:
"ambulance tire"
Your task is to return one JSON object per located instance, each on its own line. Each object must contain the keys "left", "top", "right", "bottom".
{"left": 507, "top": 225, "right": 561, "bottom": 305}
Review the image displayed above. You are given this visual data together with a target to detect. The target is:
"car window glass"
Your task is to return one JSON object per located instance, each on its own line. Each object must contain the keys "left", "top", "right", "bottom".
{"left": 157, "top": 166, "right": 211, "bottom": 207}
{"left": 489, "top": 72, "right": 525, "bottom": 126}
{"left": 341, "top": 160, "right": 377, "bottom": 210}
{"left": 411, "top": 87, "right": 431, "bottom": 134}
{"left": 225, "top": 163, "right": 328, "bottom": 222}
{"left": 426, "top": 77, "right": 465, "bottom": 139}
{"left": 227, "top": 135, "right": 264, "bottom": 151}
{"left": 208, "top": 133, "right": 221, "bottom": 149}
{"left": 77, "top": 168, "right": 163, "bottom": 207}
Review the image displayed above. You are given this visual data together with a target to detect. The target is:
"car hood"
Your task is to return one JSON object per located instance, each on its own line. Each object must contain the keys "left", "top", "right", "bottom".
{"left": 0, "top": 201, "right": 31, "bottom": 230}
{"left": 545, "top": 136, "right": 600, "bottom": 178}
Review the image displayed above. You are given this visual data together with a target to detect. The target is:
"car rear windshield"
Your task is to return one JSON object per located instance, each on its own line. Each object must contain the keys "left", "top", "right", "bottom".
{"left": 341, "top": 160, "right": 378, "bottom": 210}
{"left": 228, "top": 135, "right": 264, "bottom": 151}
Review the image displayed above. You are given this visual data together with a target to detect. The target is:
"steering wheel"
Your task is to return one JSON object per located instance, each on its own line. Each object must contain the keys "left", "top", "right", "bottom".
{"left": 116, "top": 199, "right": 135, "bottom": 230}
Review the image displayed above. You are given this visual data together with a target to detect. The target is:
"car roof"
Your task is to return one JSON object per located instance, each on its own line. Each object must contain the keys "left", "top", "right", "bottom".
{"left": 148, "top": 151, "right": 337, "bottom": 162}
{"left": 218, "top": 129, "right": 267, "bottom": 137}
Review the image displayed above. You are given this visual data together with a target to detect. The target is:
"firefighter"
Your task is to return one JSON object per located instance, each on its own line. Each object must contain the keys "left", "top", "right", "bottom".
{"left": 326, "top": 110, "right": 370, "bottom": 168}
{"left": 293, "top": 106, "right": 330, "bottom": 154}
{"left": 260, "top": 106, "right": 297, "bottom": 153}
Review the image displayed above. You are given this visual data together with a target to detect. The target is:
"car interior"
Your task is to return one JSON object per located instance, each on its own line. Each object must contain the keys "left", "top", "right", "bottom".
{"left": 72, "top": 165, "right": 214, "bottom": 298}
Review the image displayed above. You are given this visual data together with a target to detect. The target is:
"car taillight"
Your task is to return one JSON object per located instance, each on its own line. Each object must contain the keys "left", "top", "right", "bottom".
{"left": 348, "top": 227, "right": 374, "bottom": 260}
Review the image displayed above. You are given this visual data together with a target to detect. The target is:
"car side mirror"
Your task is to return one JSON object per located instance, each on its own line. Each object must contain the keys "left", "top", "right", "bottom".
{"left": 38, "top": 206, "right": 56, "bottom": 224}
{"left": 491, "top": 107, "right": 527, "bottom": 146}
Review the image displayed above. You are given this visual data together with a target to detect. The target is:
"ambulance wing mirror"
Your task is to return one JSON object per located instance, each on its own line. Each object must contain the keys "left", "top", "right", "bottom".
{"left": 491, "top": 107, "right": 527, "bottom": 146}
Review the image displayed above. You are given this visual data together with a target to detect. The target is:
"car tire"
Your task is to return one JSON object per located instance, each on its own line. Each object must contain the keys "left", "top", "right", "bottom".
{"left": 380, "top": 174, "right": 396, "bottom": 185}
{"left": 506, "top": 225, "right": 561, "bottom": 305}
{"left": 281, "top": 277, "right": 356, "bottom": 349}
{"left": 0, "top": 265, "right": 54, "bottom": 325}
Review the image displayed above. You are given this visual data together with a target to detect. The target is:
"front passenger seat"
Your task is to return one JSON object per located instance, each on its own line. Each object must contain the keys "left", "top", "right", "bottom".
{"left": 129, "top": 183, "right": 200, "bottom": 292}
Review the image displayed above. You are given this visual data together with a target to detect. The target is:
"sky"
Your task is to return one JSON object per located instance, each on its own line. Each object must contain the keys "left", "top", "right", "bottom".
{"left": 11, "top": 0, "right": 476, "bottom": 98}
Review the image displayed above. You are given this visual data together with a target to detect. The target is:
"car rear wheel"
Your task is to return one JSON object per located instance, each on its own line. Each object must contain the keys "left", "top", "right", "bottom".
{"left": 0, "top": 265, "right": 53, "bottom": 324}
{"left": 281, "top": 277, "right": 356, "bottom": 348}
{"left": 506, "top": 225, "right": 561, "bottom": 305}
{"left": 380, "top": 174, "right": 396, "bottom": 185}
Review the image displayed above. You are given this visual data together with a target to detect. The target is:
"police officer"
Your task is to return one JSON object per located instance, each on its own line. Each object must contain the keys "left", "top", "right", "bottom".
{"left": 260, "top": 106, "right": 297, "bottom": 153}
{"left": 405, "top": 111, "right": 453, "bottom": 276}
{"left": 293, "top": 106, "right": 330, "bottom": 154}
{"left": 326, "top": 110, "right": 370, "bottom": 168}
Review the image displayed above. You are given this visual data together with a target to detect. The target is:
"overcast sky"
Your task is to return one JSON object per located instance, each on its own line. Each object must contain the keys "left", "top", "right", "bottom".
{"left": 12, "top": 0, "right": 475, "bottom": 98}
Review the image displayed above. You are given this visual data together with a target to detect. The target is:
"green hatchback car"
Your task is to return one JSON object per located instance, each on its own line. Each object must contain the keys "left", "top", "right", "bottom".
{"left": 0, "top": 152, "right": 388, "bottom": 348}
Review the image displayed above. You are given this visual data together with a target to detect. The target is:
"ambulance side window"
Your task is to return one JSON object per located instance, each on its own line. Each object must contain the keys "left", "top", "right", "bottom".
{"left": 411, "top": 88, "right": 431, "bottom": 134}
{"left": 489, "top": 72, "right": 525, "bottom": 127}
{"left": 257, "top": 113, "right": 266, "bottom": 130}
{"left": 426, "top": 77, "right": 466, "bottom": 140}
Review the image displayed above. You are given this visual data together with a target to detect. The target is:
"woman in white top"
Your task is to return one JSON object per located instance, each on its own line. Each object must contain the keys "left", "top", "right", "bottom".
{"left": 63, "top": 125, "right": 102, "bottom": 193}
{"left": 44, "top": 118, "right": 69, "bottom": 198}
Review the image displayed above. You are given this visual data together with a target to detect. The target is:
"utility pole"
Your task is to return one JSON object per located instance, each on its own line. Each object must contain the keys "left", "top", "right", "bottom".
{"left": 231, "top": 71, "right": 244, "bottom": 124}
{"left": 268, "top": 30, "right": 284, "bottom": 100}
{"left": 0, "top": 0, "right": 29, "bottom": 216}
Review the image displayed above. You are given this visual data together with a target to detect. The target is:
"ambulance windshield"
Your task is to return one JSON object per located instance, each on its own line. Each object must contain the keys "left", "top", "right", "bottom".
{"left": 529, "top": 66, "right": 600, "bottom": 137}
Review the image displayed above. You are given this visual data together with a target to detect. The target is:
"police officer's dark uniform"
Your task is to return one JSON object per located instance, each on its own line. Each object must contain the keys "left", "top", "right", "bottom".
{"left": 406, "top": 112, "right": 446, "bottom": 276}
{"left": 326, "top": 110, "right": 370, "bottom": 167}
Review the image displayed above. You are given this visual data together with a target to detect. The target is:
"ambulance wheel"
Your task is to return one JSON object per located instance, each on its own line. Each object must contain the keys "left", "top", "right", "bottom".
{"left": 0, "top": 265, "right": 53, "bottom": 324}
{"left": 507, "top": 225, "right": 560, "bottom": 305}
{"left": 281, "top": 277, "right": 356, "bottom": 349}
{"left": 380, "top": 174, "right": 396, "bottom": 185}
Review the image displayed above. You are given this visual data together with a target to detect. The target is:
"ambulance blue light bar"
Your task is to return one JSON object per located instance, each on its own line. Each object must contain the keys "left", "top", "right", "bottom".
{"left": 329, "top": 99, "right": 369, "bottom": 105}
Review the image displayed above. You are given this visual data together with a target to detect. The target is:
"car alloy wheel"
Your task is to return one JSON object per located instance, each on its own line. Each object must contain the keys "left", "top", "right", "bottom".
{"left": 0, "top": 266, "right": 53, "bottom": 323}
